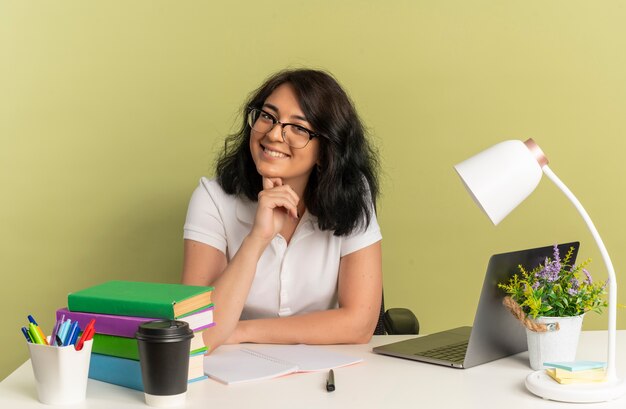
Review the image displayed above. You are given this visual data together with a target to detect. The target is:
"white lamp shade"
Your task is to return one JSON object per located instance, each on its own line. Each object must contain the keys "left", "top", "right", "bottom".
{"left": 454, "top": 140, "right": 543, "bottom": 225}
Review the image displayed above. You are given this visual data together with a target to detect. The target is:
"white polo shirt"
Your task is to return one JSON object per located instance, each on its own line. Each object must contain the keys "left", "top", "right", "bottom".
{"left": 183, "top": 177, "right": 382, "bottom": 320}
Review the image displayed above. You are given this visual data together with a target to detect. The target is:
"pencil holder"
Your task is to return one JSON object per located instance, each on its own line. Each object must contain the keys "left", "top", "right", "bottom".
{"left": 27, "top": 339, "right": 93, "bottom": 405}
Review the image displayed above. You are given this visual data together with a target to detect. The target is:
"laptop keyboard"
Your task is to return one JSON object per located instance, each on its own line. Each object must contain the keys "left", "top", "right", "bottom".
{"left": 418, "top": 340, "right": 469, "bottom": 362}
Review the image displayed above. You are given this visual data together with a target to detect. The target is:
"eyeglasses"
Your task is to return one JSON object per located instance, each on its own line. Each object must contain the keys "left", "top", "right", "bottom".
{"left": 247, "top": 108, "right": 322, "bottom": 149}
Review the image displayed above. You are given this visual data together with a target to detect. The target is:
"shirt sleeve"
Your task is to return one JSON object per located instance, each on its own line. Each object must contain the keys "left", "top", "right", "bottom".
{"left": 183, "top": 178, "right": 228, "bottom": 253}
{"left": 340, "top": 209, "right": 382, "bottom": 257}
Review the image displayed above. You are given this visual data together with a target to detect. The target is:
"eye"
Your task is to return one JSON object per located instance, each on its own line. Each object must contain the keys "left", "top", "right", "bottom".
{"left": 259, "top": 111, "right": 275, "bottom": 123}
{"left": 291, "top": 125, "right": 311, "bottom": 137}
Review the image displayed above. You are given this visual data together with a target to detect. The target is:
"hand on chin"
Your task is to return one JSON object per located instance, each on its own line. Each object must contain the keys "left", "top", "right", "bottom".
{"left": 262, "top": 176, "right": 283, "bottom": 189}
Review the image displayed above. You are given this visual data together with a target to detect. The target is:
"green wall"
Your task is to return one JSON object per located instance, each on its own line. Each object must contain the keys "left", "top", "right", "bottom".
{"left": 2, "top": 1, "right": 626, "bottom": 380}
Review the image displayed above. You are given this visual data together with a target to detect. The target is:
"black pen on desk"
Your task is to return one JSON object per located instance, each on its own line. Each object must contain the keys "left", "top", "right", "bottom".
{"left": 326, "top": 369, "right": 335, "bottom": 392}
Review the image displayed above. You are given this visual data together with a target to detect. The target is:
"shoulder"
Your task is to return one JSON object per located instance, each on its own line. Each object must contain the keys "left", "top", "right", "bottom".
{"left": 197, "top": 176, "right": 226, "bottom": 196}
{"left": 339, "top": 210, "right": 382, "bottom": 256}
{"left": 188, "top": 177, "right": 255, "bottom": 225}
{"left": 186, "top": 177, "right": 243, "bottom": 220}
{"left": 192, "top": 177, "right": 237, "bottom": 206}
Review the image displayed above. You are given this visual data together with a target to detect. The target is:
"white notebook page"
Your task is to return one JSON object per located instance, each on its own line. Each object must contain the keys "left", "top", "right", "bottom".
{"left": 203, "top": 344, "right": 362, "bottom": 385}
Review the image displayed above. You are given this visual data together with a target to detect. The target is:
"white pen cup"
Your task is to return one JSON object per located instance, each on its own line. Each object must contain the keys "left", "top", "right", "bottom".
{"left": 27, "top": 338, "right": 93, "bottom": 405}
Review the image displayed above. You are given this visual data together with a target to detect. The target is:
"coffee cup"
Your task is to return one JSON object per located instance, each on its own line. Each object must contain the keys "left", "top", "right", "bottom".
{"left": 136, "top": 320, "right": 194, "bottom": 407}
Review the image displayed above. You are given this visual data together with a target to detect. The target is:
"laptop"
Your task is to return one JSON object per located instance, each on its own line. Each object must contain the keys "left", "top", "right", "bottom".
{"left": 373, "top": 242, "right": 580, "bottom": 369}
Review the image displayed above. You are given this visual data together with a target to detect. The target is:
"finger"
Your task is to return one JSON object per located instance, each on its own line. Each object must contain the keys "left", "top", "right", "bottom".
{"left": 281, "top": 184, "right": 300, "bottom": 208}
{"left": 262, "top": 177, "right": 283, "bottom": 190}
{"left": 265, "top": 182, "right": 299, "bottom": 209}
{"left": 258, "top": 191, "right": 299, "bottom": 219}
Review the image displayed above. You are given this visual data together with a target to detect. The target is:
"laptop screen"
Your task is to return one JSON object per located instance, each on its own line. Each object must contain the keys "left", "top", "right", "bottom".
{"left": 463, "top": 241, "right": 580, "bottom": 368}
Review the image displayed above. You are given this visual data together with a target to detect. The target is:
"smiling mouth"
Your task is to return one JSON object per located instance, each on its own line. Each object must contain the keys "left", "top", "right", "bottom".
{"left": 262, "top": 144, "right": 289, "bottom": 158}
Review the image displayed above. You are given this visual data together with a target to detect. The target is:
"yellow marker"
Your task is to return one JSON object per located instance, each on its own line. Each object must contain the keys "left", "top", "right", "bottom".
{"left": 28, "top": 323, "right": 44, "bottom": 344}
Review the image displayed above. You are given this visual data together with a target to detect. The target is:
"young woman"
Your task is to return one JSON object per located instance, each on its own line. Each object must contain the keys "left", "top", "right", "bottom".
{"left": 181, "top": 69, "right": 382, "bottom": 351}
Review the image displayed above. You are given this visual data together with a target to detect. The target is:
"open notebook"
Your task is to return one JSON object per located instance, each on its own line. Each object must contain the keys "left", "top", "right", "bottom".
{"left": 203, "top": 344, "right": 363, "bottom": 385}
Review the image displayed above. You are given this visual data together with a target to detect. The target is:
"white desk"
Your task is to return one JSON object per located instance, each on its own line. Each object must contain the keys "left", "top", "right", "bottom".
{"left": 2, "top": 331, "right": 626, "bottom": 408}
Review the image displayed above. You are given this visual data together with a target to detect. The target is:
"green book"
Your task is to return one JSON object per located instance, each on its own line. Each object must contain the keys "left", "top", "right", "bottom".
{"left": 68, "top": 280, "right": 214, "bottom": 319}
{"left": 92, "top": 332, "right": 208, "bottom": 361}
{"left": 93, "top": 333, "right": 140, "bottom": 360}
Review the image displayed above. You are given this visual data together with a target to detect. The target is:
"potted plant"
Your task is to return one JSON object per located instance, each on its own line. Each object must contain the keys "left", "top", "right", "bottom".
{"left": 498, "top": 245, "right": 607, "bottom": 370}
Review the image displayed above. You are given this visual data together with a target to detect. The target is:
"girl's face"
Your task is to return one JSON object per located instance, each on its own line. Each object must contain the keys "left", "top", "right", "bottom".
{"left": 249, "top": 83, "right": 320, "bottom": 191}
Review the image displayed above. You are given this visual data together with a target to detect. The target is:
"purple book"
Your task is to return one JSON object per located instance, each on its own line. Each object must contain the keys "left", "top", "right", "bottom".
{"left": 56, "top": 306, "right": 215, "bottom": 338}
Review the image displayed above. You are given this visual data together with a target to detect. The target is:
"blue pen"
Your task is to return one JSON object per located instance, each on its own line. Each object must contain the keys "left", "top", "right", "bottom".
{"left": 57, "top": 319, "right": 71, "bottom": 346}
{"left": 69, "top": 324, "right": 81, "bottom": 346}
{"left": 27, "top": 315, "right": 38, "bottom": 326}
{"left": 21, "top": 327, "right": 32, "bottom": 343}
{"left": 64, "top": 321, "right": 79, "bottom": 346}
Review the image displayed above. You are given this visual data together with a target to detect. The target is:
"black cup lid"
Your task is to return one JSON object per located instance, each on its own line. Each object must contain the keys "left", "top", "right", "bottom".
{"left": 135, "top": 320, "right": 193, "bottom": 341}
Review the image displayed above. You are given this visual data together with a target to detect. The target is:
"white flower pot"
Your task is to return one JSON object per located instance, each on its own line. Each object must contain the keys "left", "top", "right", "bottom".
{"left": 525, "top": 315, "right": 584, "bottom": 370}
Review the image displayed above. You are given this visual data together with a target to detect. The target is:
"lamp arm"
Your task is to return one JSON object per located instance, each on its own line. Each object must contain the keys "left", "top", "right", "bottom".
{"left": 542, "top": 165, "right": 618, "bottom": 381}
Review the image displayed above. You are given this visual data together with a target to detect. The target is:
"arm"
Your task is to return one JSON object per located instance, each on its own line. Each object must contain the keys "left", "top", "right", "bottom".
{"left": 182, "top": 236, "right": 267, "bottom": 351}
{"left": 182, "top": 177, "right": 300, "bottom": 351}
{"left": 226, "top": 240, "right": 382, "bottom": 345}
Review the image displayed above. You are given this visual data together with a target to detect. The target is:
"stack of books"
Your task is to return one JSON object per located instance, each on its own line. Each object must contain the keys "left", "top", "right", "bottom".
{"left": 60, "top": 280, "right": 214, "bottom": 391}
{"left": 544, "top": 361, "right": 607, "bottom": 384}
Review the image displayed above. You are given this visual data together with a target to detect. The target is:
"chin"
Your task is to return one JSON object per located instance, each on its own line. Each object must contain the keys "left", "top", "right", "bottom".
{"left": 255, "top": 165, "right": 283, "bottom": 180}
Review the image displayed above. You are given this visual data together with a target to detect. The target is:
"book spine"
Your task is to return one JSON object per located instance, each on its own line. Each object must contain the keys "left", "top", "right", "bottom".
{"left": 92, "top": 333, "right": 140, "bottom": 360}
{"left": 92, "top": 333, "right": 208, "bottom": 361}
{"left": 56, "top": 308, "right": 150, "bottom": 338}
{"left": 68, "top": 294, "right": 175, "bottom": 319}
{"left": 57, "top": 306, "right": 215, "bottom": 337}
{"left": 88, "top": 353, "right": 144, "bottom": 391}
{"left": 88, "top": 353, "right": 207, "bottom": 391}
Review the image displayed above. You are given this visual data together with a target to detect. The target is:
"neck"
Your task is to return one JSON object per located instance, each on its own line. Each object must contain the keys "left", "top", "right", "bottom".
{"left": 280, "top": 176, "right": 308, "bottom": 200}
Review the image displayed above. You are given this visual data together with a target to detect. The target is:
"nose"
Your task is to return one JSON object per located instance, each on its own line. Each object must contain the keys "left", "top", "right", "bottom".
{"left": 266, "top": 122, "right": 284, "bottom": 142}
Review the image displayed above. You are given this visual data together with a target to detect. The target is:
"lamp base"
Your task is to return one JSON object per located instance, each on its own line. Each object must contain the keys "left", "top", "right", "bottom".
{"left": 525, "top": 371, "right": 626, "bottom": 403}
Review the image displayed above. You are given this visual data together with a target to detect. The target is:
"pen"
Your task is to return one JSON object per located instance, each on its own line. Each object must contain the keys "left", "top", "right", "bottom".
{"left": 57, "top": 319, "right": 71, "bottom": 346}
{"left": 64, "top": 321, "right": 79, "bottom": 346}
{"left": 326, "top": 369, "right": 335, "bottom": 392}
{"left": 28, "top": 323, "right": 44, "bottom": 344}
{"left": 75, "top": 319, "right": 95, "bottom": 351}
{"left": 28, "top": 315, "right": 49, "bottom": 345}
{"left": 21, "top": 327, "right": 33, "bottom": 343}
{"left": 48, "top": 318, "right": 61, "bottom": 347}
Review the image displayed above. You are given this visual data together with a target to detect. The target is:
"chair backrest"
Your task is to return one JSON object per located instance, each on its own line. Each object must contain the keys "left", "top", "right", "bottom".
{"left": 375, "top": 291, "right": 420, "bottom": 335}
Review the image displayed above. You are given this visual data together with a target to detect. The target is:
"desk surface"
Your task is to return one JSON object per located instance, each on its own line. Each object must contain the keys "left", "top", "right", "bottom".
{"left": 2, "top": 331, "right": 626, "bottom": 408}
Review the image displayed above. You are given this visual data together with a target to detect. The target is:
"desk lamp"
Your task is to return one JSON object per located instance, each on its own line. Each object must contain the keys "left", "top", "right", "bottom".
{"left": 454, "top": 138, "right": 626, "bottom": 402}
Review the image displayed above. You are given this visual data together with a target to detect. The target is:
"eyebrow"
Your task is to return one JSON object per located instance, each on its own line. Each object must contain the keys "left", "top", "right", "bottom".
{"left": 262, "top": 103, "right": 309, "bottom": 123}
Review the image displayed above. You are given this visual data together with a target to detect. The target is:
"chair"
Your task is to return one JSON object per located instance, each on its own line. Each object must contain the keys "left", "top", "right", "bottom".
{"left": 374, "top": 293, "right": 419, "bottom": 335}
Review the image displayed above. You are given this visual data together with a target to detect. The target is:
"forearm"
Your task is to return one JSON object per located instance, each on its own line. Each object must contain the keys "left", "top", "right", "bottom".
{"left": 230, "top": 305, "right": 380, "bottom": 345}
{"left": 185, "top": 235, "right": 269, "bottom": 351}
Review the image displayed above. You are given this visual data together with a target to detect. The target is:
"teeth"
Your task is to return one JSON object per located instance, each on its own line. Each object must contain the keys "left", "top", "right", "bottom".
{"left": 264, "top": 147, "right": 287, "bottom": 158}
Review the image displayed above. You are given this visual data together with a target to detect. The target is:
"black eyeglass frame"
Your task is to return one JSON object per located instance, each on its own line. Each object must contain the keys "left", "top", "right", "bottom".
{"left": 246, "top": 107, "right": 323, "bottom": 149}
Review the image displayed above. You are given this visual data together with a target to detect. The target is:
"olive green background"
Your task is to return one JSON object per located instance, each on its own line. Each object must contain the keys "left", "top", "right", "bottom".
{"left": 2, "top": 1, "right": 625, "bottom": 380}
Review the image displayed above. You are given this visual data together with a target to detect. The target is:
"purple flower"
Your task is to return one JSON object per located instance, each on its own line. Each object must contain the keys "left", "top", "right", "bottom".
{"left": 531, "top": 281, "right": 540, "bottom": 290}
{"left": 568, "top": 277, "right": 580, "bottom": 296}
{"left": 538, "top": 259, "right": 561, "bottom": 282}
{"left": 583, "top": 269, "right": 593, "bottom": 285}
{"left": 552, "top": 245, "right": 562, "bottom": 269}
